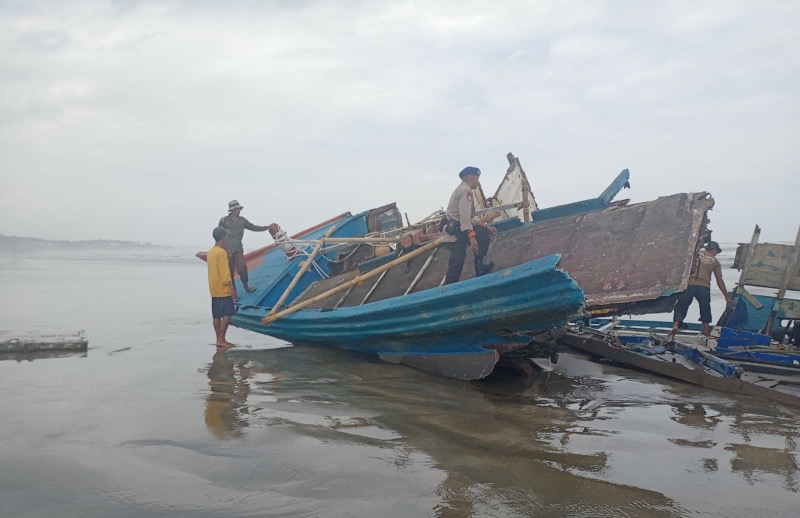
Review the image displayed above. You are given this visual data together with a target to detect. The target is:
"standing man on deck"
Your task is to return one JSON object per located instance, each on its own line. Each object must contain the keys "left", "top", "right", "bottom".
{"left": 208, "top": 226, "right": 236, "bottom": 348}
{"left": 218, "top": 200, "right": 271, "bottom": 294}
{"left": 669, "top": 241, "right": 733, "bottom": 338}
{"left": 443, "top": 166, "right": 497, "bottom": 285}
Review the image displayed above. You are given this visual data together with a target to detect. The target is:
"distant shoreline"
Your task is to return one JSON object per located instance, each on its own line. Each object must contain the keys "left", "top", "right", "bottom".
{"left": 0, "top": 235, "right": 168, "bottom": 253}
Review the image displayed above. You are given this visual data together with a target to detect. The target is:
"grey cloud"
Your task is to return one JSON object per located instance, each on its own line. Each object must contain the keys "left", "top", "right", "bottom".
{"left": 0, "top": 1, "right": 798, "bottom": 246}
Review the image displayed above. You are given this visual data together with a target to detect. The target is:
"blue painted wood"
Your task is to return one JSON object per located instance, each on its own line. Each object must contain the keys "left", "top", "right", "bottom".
{"left": 715, "top": 349, "right": 800, "bottom": 368}
{"left": 589, "top": 318, "right": 704, "bottom": 332}
{"left": 531, "top": 169, "right": 630, "bottom": 222}
{"left": 233, "top": 254, "right": 584, "bottom": 362}
{"left": 587, "top": 318, "right": 800, "bottom": 370}
{"left": 727, "top": 293, "right": 790, "bottom": 334}
{"left": 234, "top": 211, "right": 370, "bottom": 308}
{"left": 717, "top": 327, "right": 771, "bottom": 348}
{"left": 598, "top": 169, "right": 631, "bottom": 205}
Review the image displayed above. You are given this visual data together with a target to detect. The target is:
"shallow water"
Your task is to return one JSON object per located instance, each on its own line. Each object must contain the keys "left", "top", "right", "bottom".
{"left": 0, "top": 248, "right": 797, "bottom": 517}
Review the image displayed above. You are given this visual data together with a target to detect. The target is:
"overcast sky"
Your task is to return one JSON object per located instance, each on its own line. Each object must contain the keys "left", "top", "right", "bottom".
{"left": 1, "top": 0, "right": 798, "bottom": 248}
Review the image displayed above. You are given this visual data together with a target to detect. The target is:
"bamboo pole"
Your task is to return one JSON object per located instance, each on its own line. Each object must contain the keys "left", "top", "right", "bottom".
{"left": 262, "top": 236, "right": 447, "bottom": 326}
{"left": 268, "top": 225, "right": 337, "bottom": 317}
{"left": 307, "top": 236, "right": 402, "bottom": 244}
{"left": 291, "top": 237, "right": 400, "bottom": 245}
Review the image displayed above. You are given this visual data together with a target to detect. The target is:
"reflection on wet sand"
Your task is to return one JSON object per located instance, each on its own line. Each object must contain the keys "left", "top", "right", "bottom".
{"left": 0, "top": 350, "right": 87, "bottom": 362}
{"left": 204, "top": 349, "right": 251, "bottom": 439}
{"left": 727, "top": 443, "right": 798, "bottom": 491}
{"left": 201, "top": 345, "right": 800, "bottom": 516}
{"left": 725, "top": 402, "right": 800, "bottom": 491}
{"left": 669, "top": 403, "right": 722, "bottom": 430}
{"left": 222, "top": 347, "right": 684, "bottom": 517}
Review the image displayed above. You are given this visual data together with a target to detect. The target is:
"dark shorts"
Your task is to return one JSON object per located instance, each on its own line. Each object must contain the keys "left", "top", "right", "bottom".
{"left": 673, "top": 284, "right": 712, "bottom": 324}
{"left": 211, "top": 296, "right": 235, "bottom": 319}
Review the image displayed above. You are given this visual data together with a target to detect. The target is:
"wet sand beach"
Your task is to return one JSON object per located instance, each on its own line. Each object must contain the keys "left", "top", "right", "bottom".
{"left": 0, "top": 248, "right": 798, "bottom": 517}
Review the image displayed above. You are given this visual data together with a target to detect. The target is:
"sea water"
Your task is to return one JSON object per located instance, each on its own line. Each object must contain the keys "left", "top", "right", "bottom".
{"left": 0, "top": 245, "right": 797, "bottom": 517}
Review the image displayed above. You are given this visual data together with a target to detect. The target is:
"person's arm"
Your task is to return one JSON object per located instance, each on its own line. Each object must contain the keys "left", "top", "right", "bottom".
{"left": 217, "top": 250, "right": 235, "bottom": 299}
{"left": 472, "top": 215, "right": 497, "bottom": 235}
{"left": 242, "top": 217, "right": 269, "bottom": 232}
{"left": 714, "top": 262, "right": 732, "bottom": 305}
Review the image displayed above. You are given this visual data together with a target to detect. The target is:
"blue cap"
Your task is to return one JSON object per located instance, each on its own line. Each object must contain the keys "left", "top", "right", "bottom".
{"left": 212, "top": 226, "right": 229, "bottom": 241}
{"left": 459, "top": 166, "right": 481, "bottom": 178}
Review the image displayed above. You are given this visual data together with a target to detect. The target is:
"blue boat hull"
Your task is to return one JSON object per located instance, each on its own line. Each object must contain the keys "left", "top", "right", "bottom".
{"left": 233, "top": 254, "right": 585, "bottom": 379}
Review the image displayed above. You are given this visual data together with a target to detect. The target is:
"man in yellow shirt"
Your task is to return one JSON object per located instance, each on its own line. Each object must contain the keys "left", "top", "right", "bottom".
{"left": 208, "top": 226, "right": 236, "bottom": 348}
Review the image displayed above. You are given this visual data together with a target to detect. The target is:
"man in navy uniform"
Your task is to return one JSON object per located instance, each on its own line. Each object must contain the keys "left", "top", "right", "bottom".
{"left": 443, "top": 166, "right": 497, "bottom": 284}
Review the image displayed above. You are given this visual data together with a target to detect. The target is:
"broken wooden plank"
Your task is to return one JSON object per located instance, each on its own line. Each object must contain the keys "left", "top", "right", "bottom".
{"left": 735, "top": 242, "right": 800, "bottom": 291}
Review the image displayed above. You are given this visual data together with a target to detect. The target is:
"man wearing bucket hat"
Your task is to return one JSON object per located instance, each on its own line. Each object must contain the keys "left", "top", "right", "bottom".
{"left": 442, "top": 166, "right": 497, "bottom": 284}
{"left": 218, "top": 200, "right": 272, "bottom": 294}
{"left": 669, "top": 240, "right": 733, "bottom": 338}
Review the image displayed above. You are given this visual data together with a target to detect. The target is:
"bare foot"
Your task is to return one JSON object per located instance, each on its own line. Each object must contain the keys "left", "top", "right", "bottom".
{"left": 245, "top": 286, "right": 257, "bottom": 292}
{"left": 220, "top": 340, "right": 236, "bottom": 348}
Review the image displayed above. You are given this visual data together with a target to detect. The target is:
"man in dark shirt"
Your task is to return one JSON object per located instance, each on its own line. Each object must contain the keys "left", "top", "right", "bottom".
{"left": 218, "top": 200, "right": 271, "bottom": 294}
{"left": 669, "top": 241, "right": 733, "bottom": 337}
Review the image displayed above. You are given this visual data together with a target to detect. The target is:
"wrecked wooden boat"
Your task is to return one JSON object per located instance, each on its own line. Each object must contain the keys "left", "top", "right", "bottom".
{"left": 201, "top": 153, "right": 717, "bottom": 379}
{"left": 585, "top": 225, "right": 800, "bottom": 372}
{"left": 719, "top": 224, "right": 800, "bottom": 346}
{"left": 578, "top": 318, "right": 800, "bottom": 372}
{"left": 560, "top": 322, "right": 800, "bottom": 408}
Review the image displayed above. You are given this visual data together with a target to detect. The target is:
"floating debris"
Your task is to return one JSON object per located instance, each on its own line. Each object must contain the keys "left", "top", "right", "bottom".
{"left": 0, "top": 331, "right": 88, "bottom": 354}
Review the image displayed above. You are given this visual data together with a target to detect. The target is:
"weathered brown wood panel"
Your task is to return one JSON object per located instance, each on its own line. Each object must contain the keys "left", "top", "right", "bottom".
{"left": 489, "top": 192, "right": 713, "bottom": 309}
{"left": 735, "top": 243, "right": 800, "bottom": 290}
